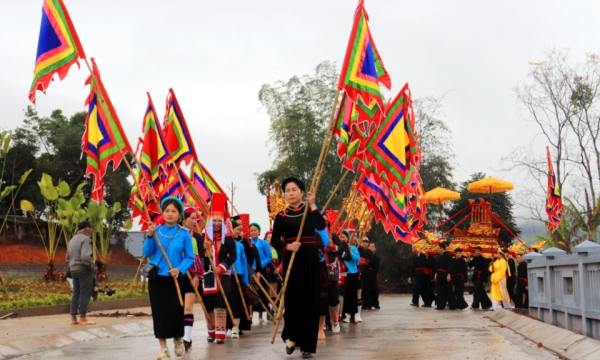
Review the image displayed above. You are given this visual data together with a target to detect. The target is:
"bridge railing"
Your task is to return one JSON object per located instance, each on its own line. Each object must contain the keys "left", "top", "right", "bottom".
{"left": 524, "top": 240, "right": 600, "bottom": 340}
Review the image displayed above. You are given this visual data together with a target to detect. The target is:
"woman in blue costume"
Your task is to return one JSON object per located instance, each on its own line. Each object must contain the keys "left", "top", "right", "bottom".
{"left": 143, "top": 197, "right": 195, "bottom": 360}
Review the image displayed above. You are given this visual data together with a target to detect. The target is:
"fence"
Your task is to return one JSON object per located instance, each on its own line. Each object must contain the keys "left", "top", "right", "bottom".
{"left": 524, "top": 240, "right": 600, "bottom": 340}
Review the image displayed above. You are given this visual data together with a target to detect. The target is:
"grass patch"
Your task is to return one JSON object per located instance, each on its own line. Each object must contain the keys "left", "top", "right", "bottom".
{"left": 0, "top": 279, "right": 147, "bottom": 310}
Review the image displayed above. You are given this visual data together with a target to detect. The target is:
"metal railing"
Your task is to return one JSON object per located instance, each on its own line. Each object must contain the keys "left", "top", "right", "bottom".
{"left": 523, "top": 240, "right": 600, "bottom": 340}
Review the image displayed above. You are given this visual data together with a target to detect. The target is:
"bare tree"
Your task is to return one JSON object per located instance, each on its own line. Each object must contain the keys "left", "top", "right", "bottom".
{"left": 504, "top": 49, "right": 600, "bottom": 235}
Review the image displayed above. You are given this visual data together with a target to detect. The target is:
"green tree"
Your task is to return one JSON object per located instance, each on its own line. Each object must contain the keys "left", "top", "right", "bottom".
{"left": 3, "top": 106, "right": 133, "bottom": 228}
{"left": 256, "top": 61, "right": 352, "bottom": 210}
{"left": 446, "top": 172, "right": 521, "bottom": 247}
{"left": 257, "top": 62, "right": 457, "bottom": 293}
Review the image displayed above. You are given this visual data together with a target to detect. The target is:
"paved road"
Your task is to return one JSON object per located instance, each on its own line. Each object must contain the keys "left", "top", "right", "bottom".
{"left": 13, "top": 295, "right": 559, "bottom": 360}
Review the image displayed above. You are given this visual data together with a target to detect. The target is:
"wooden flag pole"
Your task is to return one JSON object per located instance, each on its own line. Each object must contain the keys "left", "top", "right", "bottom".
{"left": 128, "top": 256, "right": 145, "bottom": 292}
{"left": 248, "top": 283, "right": 276, "bottom": 324}
{"left": 271, "top": 89, "right": 340, "bottom": 344}
{"left": 252, "top": 276, "right": 278, "bottom": 312}
{"left": 321, "top": 169, "right": 350, "bottom": 212}
{"left": 231, "top": 266, "right": 250, "bottom": 321}
{"left": 82, "top": 58, "right": 183, "bottom": 307}
{"left": 204, "top": 247, "right": 237, "bottom": 326}
{"left": 186, "top": 271, "right": 210, "bottom": 319}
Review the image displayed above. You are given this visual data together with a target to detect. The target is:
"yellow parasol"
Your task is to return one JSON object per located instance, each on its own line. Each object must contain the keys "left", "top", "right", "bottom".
{"left": 424, "top": 187, "right": 461, "bottom": 228}
{"left": 467, "top": 176, "right": 514, "bottom": 208}
{"left": 425, "top": 187, "right": 461, "bottom": 205}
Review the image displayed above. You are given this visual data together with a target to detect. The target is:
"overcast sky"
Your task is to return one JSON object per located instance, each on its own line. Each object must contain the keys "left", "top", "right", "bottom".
{"left": 2, "top": 0, "right": 599, "bottom": 236}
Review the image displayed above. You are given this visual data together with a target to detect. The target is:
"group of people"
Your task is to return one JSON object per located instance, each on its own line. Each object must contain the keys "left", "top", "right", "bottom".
{"left": 134, "top": 177, "right": 380, "bottom": 360}
{"left": 409, "top": 243, "right": 529, "bottom": 312}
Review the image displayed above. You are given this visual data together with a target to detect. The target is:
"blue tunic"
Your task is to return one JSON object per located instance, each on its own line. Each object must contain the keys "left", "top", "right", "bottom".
{"left": 142, "top": 224, "right": 194, "bottom": 277}
{"left": 233, "top": 241, "right": 249, "bottom": 286}
{"left": 315, "top": 228, "right": 330, "bottom": 262}
{"left": 345, "top": 245, "right": 360, "bottom": 274}
{"left": 251, "top": 238, "right": 272, "bottom": 270}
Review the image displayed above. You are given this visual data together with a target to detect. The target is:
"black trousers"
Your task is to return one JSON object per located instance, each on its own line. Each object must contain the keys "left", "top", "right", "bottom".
{"left": 472, "top": 279, "right": 492, "bottom": 309}
{"left": 367, "top": 271, "right": 379, "bottom": 308}
{"left": 515, "top": 280, "right": 529, "bottom": 309}
{"left": 411, "top": 275, "right": 428, "bottom": 305}
{"left": 507, "top": 277, "right": 516, "bottom": 302}
{"left": 361, "top": 270, "right": 371, "bottom": 308}
{"left": 425, "top": 276, "right": 435, "bottom": 306}
{"left": 435, "top": 277, "right": 456, "bottom": 310}
{"left": 453, "top": 279, "right": 468, "bottom": 310}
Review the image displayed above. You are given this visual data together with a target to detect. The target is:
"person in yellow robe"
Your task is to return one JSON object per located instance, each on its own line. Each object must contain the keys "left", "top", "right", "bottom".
{"left": 488, "top": 249, "right": 514, "bottom": 311}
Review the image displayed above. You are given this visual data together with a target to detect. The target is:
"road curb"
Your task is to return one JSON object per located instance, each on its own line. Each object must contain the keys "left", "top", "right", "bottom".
{"left": 0, "top": 297, "right": 150, "bottom": 319}
{"left": 486, "top": 309, "right": 600, "bottom": 359}
{"left": 0, "top": 319, "right": 153, "bottom": 359}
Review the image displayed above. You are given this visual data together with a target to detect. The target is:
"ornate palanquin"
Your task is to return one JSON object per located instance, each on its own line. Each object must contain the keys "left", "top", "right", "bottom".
{"left": 415, "top": 199, "right": 545, "bottom": 258}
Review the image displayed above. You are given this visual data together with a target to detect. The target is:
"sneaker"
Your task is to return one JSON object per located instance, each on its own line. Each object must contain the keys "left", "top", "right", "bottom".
{"left": 173, "top": 338, "right": 184, "bottom": 357}
{"left": 342, "top": 315, "right": 350, "bottom": 323}
{"left": 156, "top": 347, "right": 171, "bottom": 360}
{"left": 226, "top": 329, "right": 232, "bottom": 338}
{"left": 215, "top": 338, "right": 225, "bottom": 344}
{"left": 355, "top": 314, "right": 363, "bottom": 323}
{"left": 331, "top": 322, "right": 340, "bottom": 333}
{"left": 232, "top": 326, "right": 240, "bottom": 339}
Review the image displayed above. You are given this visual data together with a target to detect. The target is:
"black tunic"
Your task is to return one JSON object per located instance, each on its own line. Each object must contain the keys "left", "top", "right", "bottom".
{"left": 271, "top": 203, "right": 326, "bottom": 354}
{"left": 436, "top": 251, "right": 454, "bottom": 276}
{"left": 410, "top": 254, "right": 428, "bottom": 279}
{"left": 451, "top": 258, "right": 468, "bottom": 282}
{"left": 468, "top": 256, "right": 489, "bottom": 283}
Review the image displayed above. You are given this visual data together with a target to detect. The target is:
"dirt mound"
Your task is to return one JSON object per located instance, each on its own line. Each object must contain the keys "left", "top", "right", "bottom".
{"left": 0, "top": 244, "right": 139, "bottom": 266}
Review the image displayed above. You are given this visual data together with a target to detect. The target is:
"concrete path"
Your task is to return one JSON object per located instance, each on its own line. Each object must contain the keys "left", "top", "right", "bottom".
{"left": 3, "top": 295, "right": 560, "bottom": 360}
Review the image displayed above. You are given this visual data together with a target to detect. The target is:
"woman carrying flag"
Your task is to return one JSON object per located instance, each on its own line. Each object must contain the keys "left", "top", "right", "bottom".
{"left": 201, "top": 194, "right": 237, "bottom": 344}
{"left": 271, "top": 177, "right": 326, "bottom": 359}
{"left": 143, "top": 197, "right": 194, "bottom": 360}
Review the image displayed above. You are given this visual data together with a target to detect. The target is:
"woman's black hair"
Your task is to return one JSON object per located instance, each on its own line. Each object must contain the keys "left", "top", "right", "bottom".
{"left": 231, "top": 221, "right": 242, "bottom": 229}
{"left": 282, "top": 177, "right": 305, "bottom": 192}
{"left": 161, "top": 199, "right": 183, "bottom": 214}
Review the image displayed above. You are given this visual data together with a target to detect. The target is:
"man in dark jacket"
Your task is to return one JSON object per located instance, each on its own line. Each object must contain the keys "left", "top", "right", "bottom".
{"left": 434, "top": 242, "right": 456, "bottom": 310}
{"left": 366, "top": 242, "right": 380, "bottom": 310}
{"left": 468, "top": 246, "right": 492, "bottom": 310}
{"left": 66, "top": 221, "right": 96, "bottom": 325}
{"left": 424, "top": 254, "right": 436, "bottom": 307}
{"left": 451, "top": 248, "right": 469, "bottom": 310}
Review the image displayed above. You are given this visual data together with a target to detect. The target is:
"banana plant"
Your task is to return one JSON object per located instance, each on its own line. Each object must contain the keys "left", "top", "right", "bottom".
{"left": 21, "top": 173, "right": 72, "bottom": 280}
{"left": 56, "top": 183, "right": 87, "bottom": 247}
{"left": 0, "top": 131, "right": 33, "bottom": 235}
{"left": 0, "top": 169, "right": 33, "bottom": 235}
{"left": 565, "top": 197, "right": 600, "bottom": 243}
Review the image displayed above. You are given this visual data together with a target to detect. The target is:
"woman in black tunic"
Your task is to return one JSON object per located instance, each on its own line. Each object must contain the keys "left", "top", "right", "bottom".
{"left": 271, "top": 177, "right": 326, "bottom": 359}
{"left": 200, "top": 193, "right": 237, "bottom": 344}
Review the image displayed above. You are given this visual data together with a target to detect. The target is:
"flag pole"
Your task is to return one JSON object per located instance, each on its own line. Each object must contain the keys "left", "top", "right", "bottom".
{"left": 231, "top": 265, "right": 250, "bottom": 321}
{"left": 321, "top": 169, "right": 350, "bottom": 211}
{"left": 82, "top": 58, "right": 183, "bottom": 306}
{"left": 271, "top": 89, "right": 340, "bottom": 344}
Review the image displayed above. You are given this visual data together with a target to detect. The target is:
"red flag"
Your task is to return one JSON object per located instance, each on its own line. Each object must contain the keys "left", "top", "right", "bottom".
{"left": 546, "top": 147, "right": 563, "bottom": 232}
